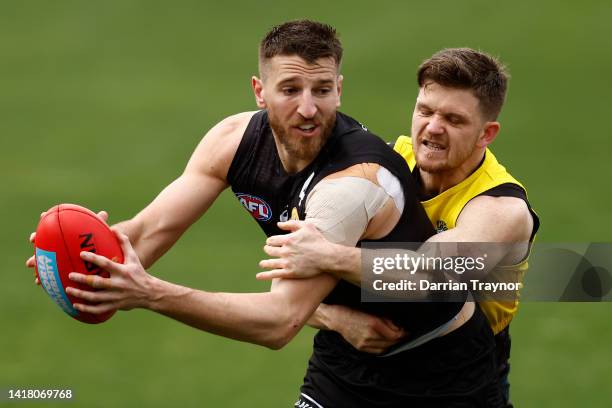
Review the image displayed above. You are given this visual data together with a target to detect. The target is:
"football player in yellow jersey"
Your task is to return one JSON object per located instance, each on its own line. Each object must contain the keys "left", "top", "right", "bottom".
{"left": 258, "top": 48, "right": 539, "bottom": 407}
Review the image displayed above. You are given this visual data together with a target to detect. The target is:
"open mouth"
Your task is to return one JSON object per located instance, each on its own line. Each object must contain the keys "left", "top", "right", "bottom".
{"left": 422, "top": 140, "right": 446, "bottom": 151}
{"left": 295, "top": 123, "right": 319, "bottom": 136}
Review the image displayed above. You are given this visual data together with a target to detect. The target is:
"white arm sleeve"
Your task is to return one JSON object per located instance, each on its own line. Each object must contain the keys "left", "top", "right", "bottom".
{"left": 304, "top": 176, "right": 391, "bottom": 246}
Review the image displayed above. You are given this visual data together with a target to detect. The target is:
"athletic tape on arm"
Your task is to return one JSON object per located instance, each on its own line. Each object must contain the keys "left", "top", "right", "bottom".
{"left": 304, "top": 176, "right": 391, "bottom": 246}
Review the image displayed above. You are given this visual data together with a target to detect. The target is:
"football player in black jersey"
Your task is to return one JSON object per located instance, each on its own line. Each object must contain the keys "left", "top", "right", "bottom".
{"left": 28, "top": 22, "right": 504, "bottom": 407}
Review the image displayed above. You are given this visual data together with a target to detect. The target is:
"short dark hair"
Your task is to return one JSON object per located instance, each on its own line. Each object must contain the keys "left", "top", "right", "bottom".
{"left": 259, "top": 20, "right": 343, "bottom": 74}
{"left": 417, "top": 48, "right": 509, "bottom": 120}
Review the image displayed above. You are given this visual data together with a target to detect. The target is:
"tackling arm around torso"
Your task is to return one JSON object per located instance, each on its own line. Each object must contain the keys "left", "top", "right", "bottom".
{"left": 260, "top": 193, "right": 533, "bottom": 285}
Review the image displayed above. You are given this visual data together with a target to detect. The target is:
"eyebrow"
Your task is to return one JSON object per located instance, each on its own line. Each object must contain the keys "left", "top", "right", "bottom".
{"left": 277, "top": 77, "right": 335, "bottom": 86}
{"left": 416, "top": 102, "right": 469, "bottom": 120}
{"left": 416, "top": 102, "right": 432, "bottom": 111}
{"left": 446, "top": 112, "right": 469, "bottom": 123}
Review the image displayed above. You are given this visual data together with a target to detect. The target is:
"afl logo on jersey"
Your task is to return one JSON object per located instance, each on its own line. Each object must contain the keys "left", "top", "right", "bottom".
{"left": 236, "top": 193, "right": 272, "bottom": 222}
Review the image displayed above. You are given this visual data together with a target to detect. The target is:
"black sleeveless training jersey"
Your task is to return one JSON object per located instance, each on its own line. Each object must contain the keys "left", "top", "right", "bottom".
{"left": 227, "top": 111, "right": 499, "bottom": 406}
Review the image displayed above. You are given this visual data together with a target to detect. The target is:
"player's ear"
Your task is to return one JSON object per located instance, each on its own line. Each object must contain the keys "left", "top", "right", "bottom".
{"left": 336, "top": 74, "right": 343, "bottom": 108}
{"left": 477, "top": 121, "right": 500, "bottom": 147}
{"left": 252, "top": 76, "right": 266, "bottom": 108}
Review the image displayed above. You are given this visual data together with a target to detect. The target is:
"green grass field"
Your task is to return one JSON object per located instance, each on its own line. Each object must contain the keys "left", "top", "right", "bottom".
{"left": 2, "top": 1, "right": 611, "bottom": 406}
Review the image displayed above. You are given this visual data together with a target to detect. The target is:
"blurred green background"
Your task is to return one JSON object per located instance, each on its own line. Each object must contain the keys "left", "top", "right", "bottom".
{"left": 2, "top": 0, "right": 611, "bottom": 406}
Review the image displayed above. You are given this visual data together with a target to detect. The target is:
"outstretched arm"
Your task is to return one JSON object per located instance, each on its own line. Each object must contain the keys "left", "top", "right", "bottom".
{"left": 67, "top": 232, "right": 337, "bottom": 349}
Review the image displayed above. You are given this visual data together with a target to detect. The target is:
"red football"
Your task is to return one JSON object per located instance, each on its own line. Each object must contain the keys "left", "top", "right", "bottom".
{"left": 34, "top": 204, "right": 124, "bottom": 324}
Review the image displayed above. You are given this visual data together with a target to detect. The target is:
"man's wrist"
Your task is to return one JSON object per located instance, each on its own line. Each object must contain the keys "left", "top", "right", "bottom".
{"left": 325, "top": 242, "right": 344, "bottom": 276}
{"left": 328, "top": 245, "right": 360, "bottom": 281}
{"left": 143, "top": 275, "right": 174, "bottom": 312}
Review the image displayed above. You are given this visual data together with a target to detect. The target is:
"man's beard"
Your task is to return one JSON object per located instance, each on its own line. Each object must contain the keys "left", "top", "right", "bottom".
{"left": 269, "top": 115, "right": 336, "bottom": 163}
{"left": 417, "top": 157, "right": 454, "bottom": 173}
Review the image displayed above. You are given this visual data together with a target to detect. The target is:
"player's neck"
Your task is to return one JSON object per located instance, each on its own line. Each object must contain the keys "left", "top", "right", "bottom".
{"left": 279, "top": 154, "right": 312, "bottom": 174}
{"left": 419, "top": 150, "right": 485, "bottom": 196}
{"left": 273, "top": 142, "right": 316, "bottom": 174}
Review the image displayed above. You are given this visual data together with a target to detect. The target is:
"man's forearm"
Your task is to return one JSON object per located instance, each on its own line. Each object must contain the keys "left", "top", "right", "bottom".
{"left": 306, "top": 303, "right": 335, "bottom": 330}
{"left": 146, "top": 277, "right": 303, "bottom": 349}
{"left": 69, "top": 230, "right": 338, "bottom": 350}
